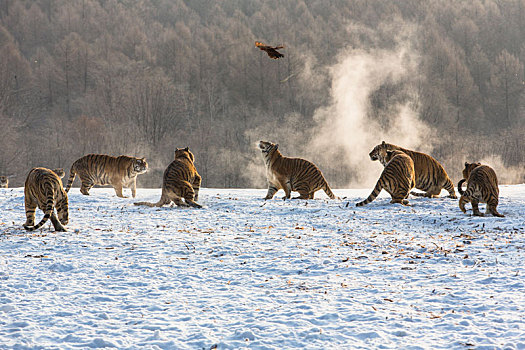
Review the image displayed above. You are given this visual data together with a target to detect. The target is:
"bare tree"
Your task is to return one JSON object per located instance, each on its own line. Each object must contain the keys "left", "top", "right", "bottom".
{"left": 488, "top": 50, "right": 524, "bottom": 127}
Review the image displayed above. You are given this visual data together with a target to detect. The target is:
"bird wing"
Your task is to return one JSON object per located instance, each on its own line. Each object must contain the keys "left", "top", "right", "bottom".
{"left": 267, "top": 50, "right": 284, "bottom": 59}
{"left": 256, "top": 41, "right": 284, "bottom": 59}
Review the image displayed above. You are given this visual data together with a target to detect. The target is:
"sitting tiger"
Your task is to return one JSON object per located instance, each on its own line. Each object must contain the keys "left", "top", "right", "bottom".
{"left": 458, "top": 162, "right": 504, "bottom": 217}
{"left": 23, "top": 167, "right": 69, "bottom": 232}
{"left": 258, "top": 141, "right": 336, "bottom": 200}
{"left": 134, "top": 147, "right": 202, "bottom": 208}
{"left": 65, "top": 154, "right": 148, "bottom": 198}
{"left": 356, "top": 149, "right": 415, "bottom": 206}
{"left": 0, "top": 176, "right": 8, "bottom": 188}
{"left": 369, "top": 141, "right": 456, "bottom": 198}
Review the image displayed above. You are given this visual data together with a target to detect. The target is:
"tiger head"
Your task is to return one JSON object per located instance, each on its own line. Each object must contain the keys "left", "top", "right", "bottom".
{"left": 52, "top": 168, "right": 65, "bottom": 179}
{"left": 175, "top": 147, "right": 195, "bottom": 163}
{"left": 462, "top": 162, "right": 482, "bottom": 180}
{"left": 132, "top": 158, "right": 148, "bottom": 174}
{"left": 258, "top": 141, "right": 278, "bottom": 155}
{"left": 0, "top": 176, "right": 8, "bottom": 188}
{"left": 369, "top": 141, "right": 392, "bottom": 166}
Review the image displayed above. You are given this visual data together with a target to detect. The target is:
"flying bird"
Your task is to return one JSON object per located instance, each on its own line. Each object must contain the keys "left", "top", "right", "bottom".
{"left": 255, "top": 41, "right": 285, "bottom": 59}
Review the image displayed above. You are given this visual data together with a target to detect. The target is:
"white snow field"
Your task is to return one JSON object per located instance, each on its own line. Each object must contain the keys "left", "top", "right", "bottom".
{"left": 0, "top": 185, "right": 524, "bottom": 350}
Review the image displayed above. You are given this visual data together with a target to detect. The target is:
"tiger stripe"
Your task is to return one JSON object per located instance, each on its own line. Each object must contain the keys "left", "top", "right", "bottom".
{"left": 258, "top": 141, "right": 336, "bottom": 200}
{"left": 458, "top": 162, "right": 504, "bottom": 217}
{"left": 457, "top": 179, "right": 467, "bottom": 195}
{"left": 23, "top": 167, "right": 69, "bottom": 232}
{"left": 52, "top": 168, "right": 65, "bottom": 179}
{"left": 369, "top": 141, "right": 456, "bottom": 198}
{"left": 65, "top": 154, "right": 148, "bottom": 198}
{"left": 356, "top": 150, "right": 415, "bottom": 206}
{"left": 0, "top": 176, "right": 8, "bottom": 188}
{"left": 134, "top": 147, "right": 202, "bottom": 208}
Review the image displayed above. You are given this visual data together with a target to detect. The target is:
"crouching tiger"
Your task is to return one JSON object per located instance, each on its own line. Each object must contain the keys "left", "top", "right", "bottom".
{"left": 369, "top": 141, "right": 456, "bottom": 198}
{"left": 356, "top": 150, "right": 415, "bottom": 206}
{"left": 134, "top": 147, "right": 202, "bottom": 208}
{"left": 458, "top": 162, "right": 504, "bottom": 217}
{"left": 258, "top": 141, "right": 336, "bottom": 200}
{"left": 65, "top": 154, "right": 148, "bottom": 198}
{"left": 23, "top": 167, "right": 69, "bottom": 232}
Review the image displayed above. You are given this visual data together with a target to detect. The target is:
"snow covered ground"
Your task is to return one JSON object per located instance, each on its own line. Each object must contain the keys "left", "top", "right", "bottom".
{"left": 0, "top": 185, "right": 524, "bottom": 349}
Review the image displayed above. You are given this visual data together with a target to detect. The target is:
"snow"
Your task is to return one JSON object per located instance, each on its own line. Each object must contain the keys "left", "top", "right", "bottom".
{"left": 0, "top": 185, "right": 524, "bottom": 349}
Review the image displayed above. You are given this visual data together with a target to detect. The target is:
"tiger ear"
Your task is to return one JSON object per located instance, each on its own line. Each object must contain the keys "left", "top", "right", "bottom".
{"left": 184, "top": 147, "right": 189, "bottom": 151}
{"left": 381, "top": 141, "right": 386, "bottom": 145}
{"left": 275, "top": 144, "right": 279, "bottom": 149}
{"left": 464, "top": 162, "right": 468, "bottom": 167}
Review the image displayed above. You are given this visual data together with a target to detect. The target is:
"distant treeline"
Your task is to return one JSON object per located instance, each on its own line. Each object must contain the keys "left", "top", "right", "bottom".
{"left": 0, "top": 0, "right": 523, "bottom": 187}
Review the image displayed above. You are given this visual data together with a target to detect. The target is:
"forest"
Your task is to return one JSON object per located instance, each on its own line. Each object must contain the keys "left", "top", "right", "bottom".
{"left": 0, "top": 0, "right": 524, "bottom": 188}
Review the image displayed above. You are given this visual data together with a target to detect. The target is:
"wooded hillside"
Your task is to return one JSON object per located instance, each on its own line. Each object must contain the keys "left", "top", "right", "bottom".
{"left": 1, "top": 0, "right": 524, "bottom": 187}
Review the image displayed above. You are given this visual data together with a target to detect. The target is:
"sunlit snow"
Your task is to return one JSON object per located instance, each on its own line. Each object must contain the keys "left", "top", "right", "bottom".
{"left": 1, "top": 186, "right": 524, "bottom": 349}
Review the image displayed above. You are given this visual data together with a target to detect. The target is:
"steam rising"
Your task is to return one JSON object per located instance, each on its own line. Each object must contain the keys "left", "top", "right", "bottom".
{"left": 311, "top": 46, "right": 429, "bottom": 188}
{"left": 477, "top": 155, "right": 524, "bottom": 185}
{"left": 245, "top": 37, "right": 523, "bottom": 190}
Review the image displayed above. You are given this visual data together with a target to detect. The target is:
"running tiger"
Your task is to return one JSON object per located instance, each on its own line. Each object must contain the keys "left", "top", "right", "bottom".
{"left": 369, "top": 141, "right": 456, "bottom": 198}
{"left": 23, "top": 167, "right": 69, "bottom": 232}
{"left": 65, "top": 154, "right": 148, "bottom": 198}
{"left": 0, "top": 176, "right": 8, "bottom": 188}
{"left": 458, "top": 162, "right": 504, "bottom": 217}
{"left": 134, "top": 147, "right": 202, "bottom": 208}
{"left": 356, "top": 149, "right": 415, "bottom": 206}
{"left": 258, "top": 141, "right": 336, "bottom": 200}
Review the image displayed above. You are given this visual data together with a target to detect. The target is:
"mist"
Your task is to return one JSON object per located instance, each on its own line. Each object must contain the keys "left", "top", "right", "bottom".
{"left": 244, "top": 39, "right": 524, "bottom": 190}
{"left": 1, "top": 1, "right": 524, "bottom": 188}
{"left": 309, "top": 45, "right": 429, "bottom": 188}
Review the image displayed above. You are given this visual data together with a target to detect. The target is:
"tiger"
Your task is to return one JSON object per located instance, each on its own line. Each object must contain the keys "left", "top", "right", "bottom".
{"left": 258, "top": 141, "right": 336, "bottom": 200}
{"left": 369, "top": 141, "right": 457, "bottom": 198}
{"left": 458, "top": 162, "right": 504, "bottom": 217}
{"left": 356, "top": 149, "right": 415, "bottom": 206}
{"left": 23, "top": 167, "right": 69, "bottom": 232}
{"left": 65, "top": 154, "right": 148, "bottom": 198}
{"left": 0, "top": 176, "right": 8, "bottom": 188}
{"left": 134, "top": 147, "right": 202, "bottom": 208}
{"left": 52, "top": 168, "right": 65, "bottom": 179}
